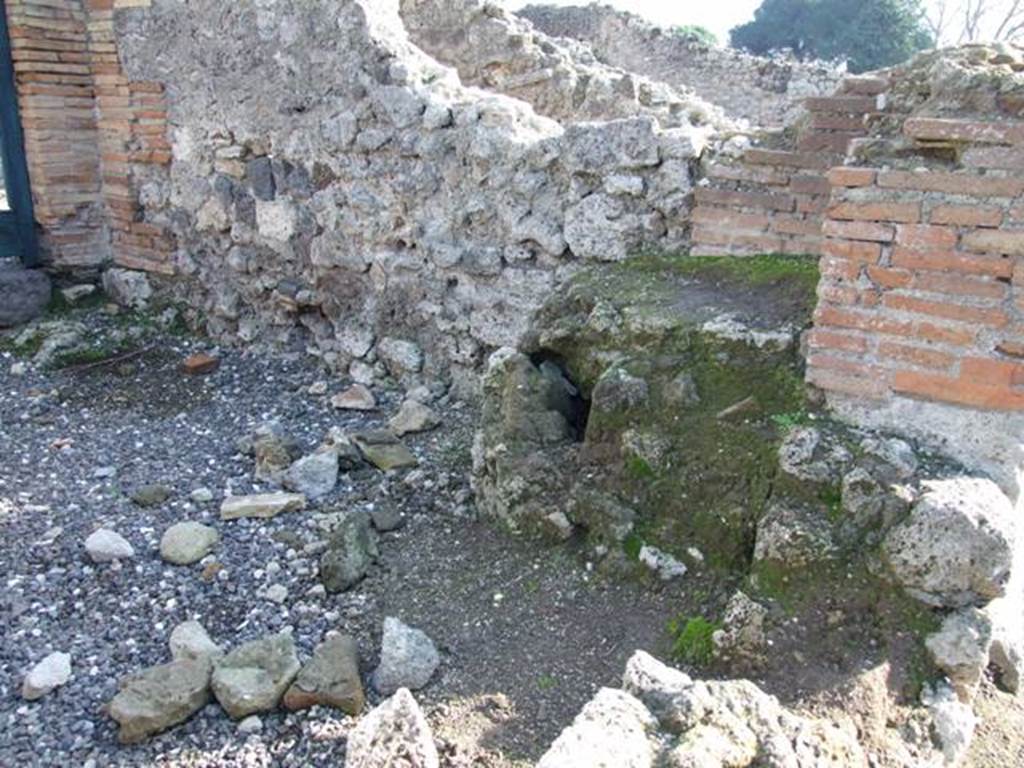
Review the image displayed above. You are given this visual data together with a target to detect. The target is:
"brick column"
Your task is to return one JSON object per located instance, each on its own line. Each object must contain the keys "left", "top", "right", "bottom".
{"left": 5, "top": 0, "right": 108, "bottom": 269}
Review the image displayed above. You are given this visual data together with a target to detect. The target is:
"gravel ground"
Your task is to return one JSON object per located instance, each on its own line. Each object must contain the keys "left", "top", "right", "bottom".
{"left": 0, "top": 306, "right": 686, "bottom": 767}
{"left": 4, "top": 303, "right": 1021, "bottom": 768}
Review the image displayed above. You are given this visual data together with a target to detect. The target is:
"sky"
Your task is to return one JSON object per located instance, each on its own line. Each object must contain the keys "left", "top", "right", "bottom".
{"left": 505, "top": 0, "right": 766, "bottom": 44}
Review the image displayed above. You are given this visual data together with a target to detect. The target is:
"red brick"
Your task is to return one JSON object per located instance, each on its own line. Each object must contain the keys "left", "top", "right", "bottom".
{"left": 877, "top": 170, "right": 1024, "bottom": 198}
{"left": 894, "top": 224, "right": 958, "bottom": 250}
{"left": 841, "top": 76, "right": 889, "bottom": 96}
{"left": 894, "top": 370, "right": 1024, "bottom": 410}
{"left": 822, "top": 239, "right": 882, "bottom": 264}
{"left": 827, "top": 167, "right": 877, "bottom": 187}
{"left": 806, "top": 367, "right": 889, "bottom": 399}
{"left": 772, "top": 215, "right": 821, "bottom": 237}
{"left": 912, "top": 272, "right": 1007, "bottom": 300}
{"left": 811, "top": 114, "right": 868, "bottom": 131}
{"left": 182, "top": 353, "right": 221, "bottom": 375}
{"left": 828, "top": 201, "right": 920, "bottom": 223}
{"left": 929, "top": 204, "right": 1004, "bottom": 228}
{"left": 815, "top": 305, "right": 913, "bottom": 336}
{"left": 822, "top": 219, "right": 894, "bottom": 242}
{"left": 694, "top": 187, "right": 795, "bottom": 212}
{"left": 891, "top": 247, "right": 1013, "bottom": 278}
{"left": 806, "top": 95, "right": 880, "bottom": 113}
{"left": 866, "top": 266, "right": 912, "bottom": 289}
{"left": 798, "top": 132, "right": 858, "bottom": 153}
{"left": 904, "top": 117, "right": 1024, "bottom": 145}
{"left": 961, "top": 230, "right": 1024, "bottom": 257}
{"left": 788, "top": 174, "right": 831, "bottom": 196}
{"left": 915, "top": 322, "right": 976, "bottom": 347}
{"left": 807, "top": 329, "right": 869, "bottom": 353}
{"left": 744, "top": 148, "right": 831, "bottom": 170}
{"left": 691, "top": 207, "right": 771, "bottom": 232}
{"left": 882, "top": 294, "right": 1007, "bottom": 327}
{"left": 961, "top": 358, "right": 1024, "bottom": 387}
{"left": 706, "top": 163, "right": 790, "bottom": 186}
{"left": 878, "top": 342, "right": 956, "bottom": 370}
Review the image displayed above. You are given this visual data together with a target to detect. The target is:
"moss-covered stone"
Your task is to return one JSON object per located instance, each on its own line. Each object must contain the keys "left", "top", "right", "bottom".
{"left": 474, "top": 252, "right": 820, "bottom": 569}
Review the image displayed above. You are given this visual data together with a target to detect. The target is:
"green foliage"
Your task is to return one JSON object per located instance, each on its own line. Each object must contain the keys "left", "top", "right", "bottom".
{"left": 671, "top": 24, "right": 718, "bottom": 46}
{"left": 769, "top": 410, "right": 808, "bottom": 431}
{"left": 536, "top": 673, "right": 558, "bottom": 690}
{"left": 730, "top": 0, "right": 933, "bottom": 73}
{"left": 668, "top": 615, "right": 722, "bottom": 665}
{"left": 623, "top": 532, "right": 644, "bottom": 561}
{"left": 625, "top": 455, "right": 656, "bottom": 480}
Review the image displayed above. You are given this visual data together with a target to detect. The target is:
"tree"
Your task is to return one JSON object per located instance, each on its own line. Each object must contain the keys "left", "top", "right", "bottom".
{"left": 926, "top": 0, "right": 1024, "bottom": 44}
{"left": 731, "top": 0, "right": 935, "bottom": 73}
{"left": 670, "top": 25, "right": 719, "bottom": 46}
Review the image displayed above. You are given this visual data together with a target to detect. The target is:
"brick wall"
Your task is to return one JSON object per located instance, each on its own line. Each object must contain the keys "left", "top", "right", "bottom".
{"left": 808, "top": 117, "right": 1024, "bottom": 412}
{"left": 6, "top": 0, "right": 107, "bottom": 268}
{"left": 3, "top": 0, "right": 172, "bottom": 272}
{"left": 691, "top": 76, "right": 885, "bottom": 258}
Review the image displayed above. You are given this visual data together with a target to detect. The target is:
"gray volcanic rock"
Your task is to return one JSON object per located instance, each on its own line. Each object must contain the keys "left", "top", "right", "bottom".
{"left": 0, "top": 263, "right": 51, "bottom": 327}
{"left": 108, "top": 658, "right": 212, "bottom": 744}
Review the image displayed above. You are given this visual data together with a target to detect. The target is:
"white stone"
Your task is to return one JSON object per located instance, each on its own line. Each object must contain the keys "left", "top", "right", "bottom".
{"left": 160, "top": 521, "right": 220, "bottom": 565}
{"left": 85, "top": 528, "right": 135, "bottom": 563}
{"left": 638, "top": 545, "right": 687, "bottom": 581}
{"left": 255, "top": 199, "right": 298, "bottom": 242}
{"left": 220, "top": 492, "right": 306, "bottom": 520}
{"left": 22, "top": 652, "right": 72, "bottom": 700}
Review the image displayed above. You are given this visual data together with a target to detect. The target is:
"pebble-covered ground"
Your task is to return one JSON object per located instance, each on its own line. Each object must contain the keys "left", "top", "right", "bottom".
{"left": 0, "top": 304, "right": 686, "bottom": 767}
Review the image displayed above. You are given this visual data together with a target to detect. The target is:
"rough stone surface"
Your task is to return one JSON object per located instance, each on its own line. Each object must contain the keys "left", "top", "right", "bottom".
{"left": 332, "top": 384, "right": 377, "bottom": 411}
{"left": 21, "top": 651, "right": 72, "bottom": 701}
{"left": 712, "top": 591, "right": 769, "bottom": 664}
{"left": 519, "top": 3, "right": 843, "bottom": 127}
{"left": 541, "top": 650, "right": 867, "bottom": 767}
{"left": 925, "top": 608, "right": 993, "bottom": 701}
{"left": 344, "top": 688, "right": 439, "bottom": 768}
{"left": 535, "top": 687, "right": 661, "bottom": 768}
{"left": 882, "top": 477, "right": 1017, "bottom": 607}
{"left": 220, "top": 492, "right": 306, "bottom": 520}
{"left": 283, "top": 449, "right": 339, "bottom": 499}
{"left": 159, "top": 521, "right": 220, "bottom": 565}
{"left": 102, "top": 268, "right": 152, "bottom": 310}
{"left": 319, "top": 511, "right": 379, "bottom": 593}
{"left": 372, "top": 617, "right": 440, "bottom": 695}
{"left": 84, "top": 528, "right": 135, "bottom": 562}
{"left": 107, "top": 658, "right": 212, "bottom": 744}
{"left": 0, "top": 262, "right": 51, "bottom": 328}
{"left": 388, "top": 399, "right": 441, "bottom": 436}
{"left": 922, "top": 682, "right": 976, "bottom": 766}
{"left": 351, "top": 430, "right": 419, "bottom": 471}
{"left": 169, "top": 620, "right": 223, "bottom": 663}
{"left": 283, "top": 633, "right": 364, "bottom": 714}
{"left": 211, "top": 633, "right": 301, "bottom": 719}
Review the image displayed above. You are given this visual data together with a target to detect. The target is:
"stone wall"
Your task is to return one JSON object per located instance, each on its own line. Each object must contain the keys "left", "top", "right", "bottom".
{"left": 6, "top": 1, "right": 1024, "bottom": 494}
{"left": 400, "top": 0, "right": 730, "bottom": 130}
{"left": 108, "top": 0, "right": 701, "bottom": 394}
{"left": 518, "top": 3, "right": 844, "bottom": 128}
